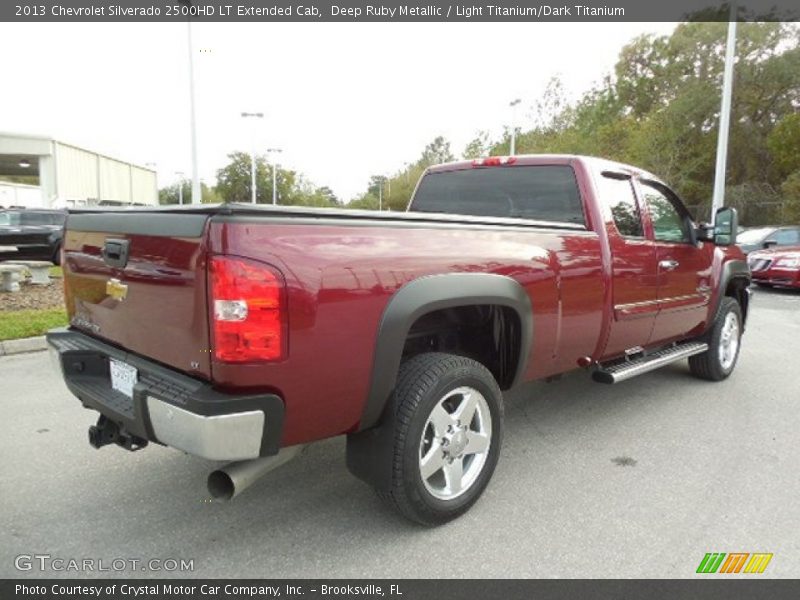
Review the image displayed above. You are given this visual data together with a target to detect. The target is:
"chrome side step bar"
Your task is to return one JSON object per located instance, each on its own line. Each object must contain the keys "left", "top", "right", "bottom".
{"left": 592, "top": 342, "right": 708, "bottom": 384}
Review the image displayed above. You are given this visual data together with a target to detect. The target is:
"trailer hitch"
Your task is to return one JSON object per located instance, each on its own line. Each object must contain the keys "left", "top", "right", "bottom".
{"left": 88, "top": 415, "right": 148, "bottom": 452}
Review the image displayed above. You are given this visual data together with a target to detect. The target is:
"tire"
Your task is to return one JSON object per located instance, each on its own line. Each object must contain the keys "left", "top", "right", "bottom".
{"left": 377, "top": 352, "right": 503, "bottom": 526}
{"left": 51, "top": 242, "right": 62, "bottom": 265}
{"left": 688, "top": 297, "right": 743, "bottom": 381}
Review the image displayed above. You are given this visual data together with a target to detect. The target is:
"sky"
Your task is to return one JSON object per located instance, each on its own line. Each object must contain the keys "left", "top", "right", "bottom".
{"left": 0, "top": 22, "right": 676, "bottom": 201}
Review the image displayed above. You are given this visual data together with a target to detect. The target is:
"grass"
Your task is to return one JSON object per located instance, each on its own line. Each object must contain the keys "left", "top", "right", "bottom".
{"left": 0, "top": 308, "right": 68, "bottom": 341}
{"left": 49, "top": 266, "right": 63, "bottom": 278}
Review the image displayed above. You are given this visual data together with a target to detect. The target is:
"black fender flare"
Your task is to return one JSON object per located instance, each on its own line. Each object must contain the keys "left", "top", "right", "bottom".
{"left": 359, "top": 272, "right": 533, "bottom": 431}
{"left": 347, "top": 272, "right": 532, "bottom": 491}
{"left": 713, "top": 259, "right": 751, "bottom": 326}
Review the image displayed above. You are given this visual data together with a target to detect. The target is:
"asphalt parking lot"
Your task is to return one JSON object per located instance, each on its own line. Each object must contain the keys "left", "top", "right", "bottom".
{"left": 1, "top": 287, "right": 798, "bottom": 579}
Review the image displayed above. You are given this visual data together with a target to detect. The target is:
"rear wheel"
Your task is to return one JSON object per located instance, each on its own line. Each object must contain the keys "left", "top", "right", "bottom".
{"left": 689, "top": 297, "right": 742, "bottom": 381}
{"left": 377, "top": 352, "right": 503, "bottom": 526}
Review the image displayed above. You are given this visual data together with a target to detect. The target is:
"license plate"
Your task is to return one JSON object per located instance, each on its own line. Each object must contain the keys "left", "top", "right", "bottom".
{"left": 110, "top": 359, "right": 138, "bottom": 399}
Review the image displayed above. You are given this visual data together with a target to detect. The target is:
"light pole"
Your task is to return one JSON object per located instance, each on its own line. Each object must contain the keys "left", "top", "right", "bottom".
{"left": 372, "top": 177, "right": 385, "bottom": 211}
{"left": 187, "top": 22, "right": 201, "bottom": 205}
{"left": 241, "top": 112, "right": 264, "bottom": 204}
{"left": 175, "top": 171, "right": 185, "bottom": 205}
{"left": 509, "top": 98, "right": 521, "bottom": 156}
{"left": 711, "top": 4, "right": 738, "bottom": 223}
{"left": 267, "top": 148, "right": 282, "bottom": 205}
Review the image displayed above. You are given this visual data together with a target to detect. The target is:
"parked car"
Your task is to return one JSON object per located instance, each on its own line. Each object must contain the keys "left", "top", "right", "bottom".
{"left": 0, "top": 208, "right": 66, "bottom": 264}
{"left": 736, "top": 225, "right": 800, "bottom": 254}
{"left": 47, "top": 155, "right": 750, "bottom": 525}
{"left": 747, "top": 245, "right": 800, "bottom": 288}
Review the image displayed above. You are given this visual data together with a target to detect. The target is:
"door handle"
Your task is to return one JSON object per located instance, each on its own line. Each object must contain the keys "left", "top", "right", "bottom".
{"left": 102, "top": 238, "right": 130, "bottom": 269}
{"left": 659, "top": 259, "right": 679, "bottom": 271}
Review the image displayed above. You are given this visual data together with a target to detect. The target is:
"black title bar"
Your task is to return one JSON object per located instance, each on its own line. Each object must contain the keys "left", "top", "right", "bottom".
{"left": 3, "top": 0, "right": 799, "bottom": 22}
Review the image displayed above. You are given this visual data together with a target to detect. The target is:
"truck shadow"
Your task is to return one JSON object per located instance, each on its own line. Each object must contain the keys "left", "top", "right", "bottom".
{"left": 5, "top": 360, "right": 734, "bottom": 579}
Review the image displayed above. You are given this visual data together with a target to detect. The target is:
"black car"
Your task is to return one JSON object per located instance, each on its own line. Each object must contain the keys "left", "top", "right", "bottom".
{"left": 736, "top": 225, "right": 800, "bottom": 255}
{"left": 0, "top": 208, "right": 67, "bottom": 264}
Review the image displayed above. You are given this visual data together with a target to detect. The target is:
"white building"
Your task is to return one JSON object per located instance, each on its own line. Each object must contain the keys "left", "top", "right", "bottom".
{"left": 0, "top": 132, "right": 158, "bottom": 208}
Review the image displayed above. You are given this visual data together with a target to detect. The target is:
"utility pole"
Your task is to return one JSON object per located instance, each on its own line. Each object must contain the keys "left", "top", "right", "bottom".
{"left": 375, "top": 177, "right": 386, "bottom": 211}
{"left": 509, "top": 98, "right": 521, "bottom": 155}
{"left": 241, "top": 112, "right": 264, "bottom": 203}
{"left": 187, "top": 22, "right": 201, "bottom": 204}
{"left": 267, "top": 148, "right": 282, "bottom": 205}
{"left": 175, "top": 171, "right": 185, "bottom": 205}
{"left": 711, "top": 3, "right": 738, "bottom": 223}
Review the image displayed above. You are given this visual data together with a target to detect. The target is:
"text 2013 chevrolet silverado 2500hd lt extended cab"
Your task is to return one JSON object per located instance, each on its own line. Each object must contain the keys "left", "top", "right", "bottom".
{"left": 47, "top": 155, "right": 750, "bottom": 525}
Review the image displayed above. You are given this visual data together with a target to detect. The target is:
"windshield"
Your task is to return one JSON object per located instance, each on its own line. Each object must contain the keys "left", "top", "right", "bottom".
{"left": 737, "top": 227, "right": 774, "bottom": 244}
{"left": 0, "top": 212, "right": 21, "bottom": 226}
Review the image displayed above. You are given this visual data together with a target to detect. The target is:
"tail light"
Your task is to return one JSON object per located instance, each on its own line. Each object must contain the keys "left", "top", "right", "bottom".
{"left": 210, "top": 255, "right": 287, "bottom": 363}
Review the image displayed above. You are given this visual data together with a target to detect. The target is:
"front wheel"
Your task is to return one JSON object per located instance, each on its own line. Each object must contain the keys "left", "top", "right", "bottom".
{"left": 51, "top": 242, "right": 62, "bottom": 265}
{"left": 689, "top": 297, "right": 743, "bottom": 381}
{"left": 377, "top": 352, "right": 503, "bottom": 526}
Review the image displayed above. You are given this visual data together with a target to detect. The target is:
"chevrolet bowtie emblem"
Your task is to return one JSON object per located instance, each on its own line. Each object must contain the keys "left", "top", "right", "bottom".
{"left": 106, "top": 278, "right": 128, "bottom": 301}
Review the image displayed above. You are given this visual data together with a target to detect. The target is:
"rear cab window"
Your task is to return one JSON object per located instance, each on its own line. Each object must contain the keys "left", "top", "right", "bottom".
{"left": 411, "top": 165, "right": 585, "bottom": 226}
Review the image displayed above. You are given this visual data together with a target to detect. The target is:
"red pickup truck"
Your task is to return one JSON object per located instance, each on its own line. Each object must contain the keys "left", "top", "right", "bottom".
{"left": 47, "top": 155, "right": 750, "bottom": 525}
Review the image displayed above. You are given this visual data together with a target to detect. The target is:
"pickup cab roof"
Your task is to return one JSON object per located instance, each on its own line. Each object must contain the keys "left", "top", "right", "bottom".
{"left": 427, "top": 154, "right": 665, "bottom": 184}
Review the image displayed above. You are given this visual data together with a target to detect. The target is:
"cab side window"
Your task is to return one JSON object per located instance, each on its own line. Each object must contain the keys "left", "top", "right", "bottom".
{"left": 597, "top": 172, "right": 643, "bottom": 238}
{"left": 640, "top": 182, "right": 690, "bottom": 243}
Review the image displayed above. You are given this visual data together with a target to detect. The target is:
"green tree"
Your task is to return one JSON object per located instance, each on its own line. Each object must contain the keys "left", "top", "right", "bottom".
{"left": 482, "top": 21, "right": 800, "bottom": 223}
{"left": 347, "top": 137, "right": 456, "bottom": 212}
{"left": 314, "top": 186, "right": 340, "bottom": 206}
{"left": 463, "top": 131, "right": 492, "bottom": 159}
{"left": 781, "top": 171, "right": 800, "bottom": 223}
{"left": 348, "top": 193, "right": 380, "bottom": 210}
{"left": 417, "top": 136, "right": 454, "bottom": 168}
{"left": 159, "top": 181, "right": 219, "bottom": 205}
{"left": 349, "top": 20, "right": 799, "bottom": 224}
{"left": 215, "top": 151, "right": 298, "bottom": 205}
{"left": 367, "top": 175, "right": 389, "bottom": 200}
{"left": 768, "top": 113, "right": 800, "bottom": 178}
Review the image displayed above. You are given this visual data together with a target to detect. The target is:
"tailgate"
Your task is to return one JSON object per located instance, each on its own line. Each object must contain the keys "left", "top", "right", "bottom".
{"left": 62, "top": 212, "right": 212, "bottom": 379}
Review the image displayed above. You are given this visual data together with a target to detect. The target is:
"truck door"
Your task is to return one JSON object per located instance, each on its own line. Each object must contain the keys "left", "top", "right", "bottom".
{"left": 638, "top": 180, "right": 714, "bottom": 343}
{"left": 596, "top": 171, "right": 659, "bottom": 357}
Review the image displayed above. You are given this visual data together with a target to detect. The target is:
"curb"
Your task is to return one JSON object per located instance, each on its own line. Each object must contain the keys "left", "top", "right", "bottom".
{"left": 0, "top": 336, "right": 48, "bottom": 356}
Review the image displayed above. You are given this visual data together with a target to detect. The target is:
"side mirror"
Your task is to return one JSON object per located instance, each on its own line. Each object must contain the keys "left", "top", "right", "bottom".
{"left": 713, "top": 207, "right": 738, "bottom": 246}
{"left": 763, "top": 239, "right": 778, "bottom": 248}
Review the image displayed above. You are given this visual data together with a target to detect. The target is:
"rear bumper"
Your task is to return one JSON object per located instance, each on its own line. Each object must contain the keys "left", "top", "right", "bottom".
{"left": 46, "top": 328, "right": 284, "bottom": 461}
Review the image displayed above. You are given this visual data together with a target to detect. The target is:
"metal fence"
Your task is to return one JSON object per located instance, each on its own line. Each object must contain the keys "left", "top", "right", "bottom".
{"left": 687, "top": 201, "right": 790, "bottom": 227}
{"left": 686, "top": 183, "right": 798, "bottom": 227}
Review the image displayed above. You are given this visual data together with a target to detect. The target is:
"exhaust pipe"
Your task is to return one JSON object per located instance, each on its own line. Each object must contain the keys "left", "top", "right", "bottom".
{"left": 207, "top": 445, "right": 304, "bottom": 501}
